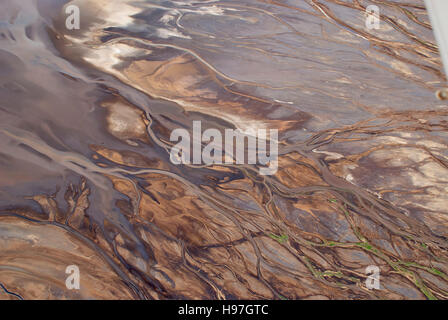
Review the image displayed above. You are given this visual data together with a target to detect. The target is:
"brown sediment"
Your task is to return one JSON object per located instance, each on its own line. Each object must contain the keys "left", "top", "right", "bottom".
{"left": 0, "top": 0, "right": 447, "bottom": 300}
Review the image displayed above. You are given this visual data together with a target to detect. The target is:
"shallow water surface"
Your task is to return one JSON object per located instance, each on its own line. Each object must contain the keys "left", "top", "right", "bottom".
{"left": 0, "top": 0, "right": 448, "bottom": 299}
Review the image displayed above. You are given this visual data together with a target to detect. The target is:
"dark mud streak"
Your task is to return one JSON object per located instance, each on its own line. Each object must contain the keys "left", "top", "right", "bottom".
{"left": 0, "top": 282, "right": 24, "bottom": 300}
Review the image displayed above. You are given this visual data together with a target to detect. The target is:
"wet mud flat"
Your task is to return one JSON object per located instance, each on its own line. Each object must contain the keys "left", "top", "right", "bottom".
{"left": 0, "top": 0, "right": 448, "bottom": 299}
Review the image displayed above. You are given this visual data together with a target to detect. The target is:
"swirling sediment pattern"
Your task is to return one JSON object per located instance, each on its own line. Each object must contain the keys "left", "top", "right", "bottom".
{"left": 0, "top": 0, "right": 447, "bottom": 299}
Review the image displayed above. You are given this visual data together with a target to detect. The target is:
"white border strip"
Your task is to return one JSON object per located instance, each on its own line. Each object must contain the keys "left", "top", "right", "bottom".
{"left": 424, "top": 0, "right": 448, "bottom": 79}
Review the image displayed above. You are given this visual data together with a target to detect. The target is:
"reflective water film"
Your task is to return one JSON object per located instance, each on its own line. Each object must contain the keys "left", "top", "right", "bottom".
{"left": 0, "top": 0, "right": 448, "bottom": 300}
